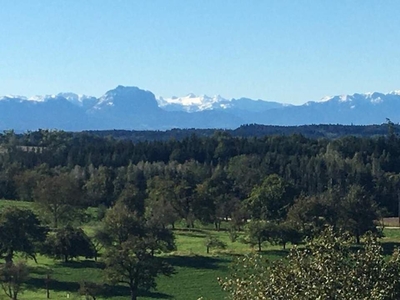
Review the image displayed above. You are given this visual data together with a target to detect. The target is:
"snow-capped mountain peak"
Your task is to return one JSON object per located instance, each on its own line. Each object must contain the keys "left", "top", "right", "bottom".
{"left": 28, "top": 95, "right": 47, "bottom": 102}
{"left": 318, "top": 95, "right": 333, "bottom": 102}
{"left": 57, "top": 93, "right": 98, "bottom": 107}
{"left": 389, "top": 90, "right": 400, "bottom": 96}
{"left": 157, "top": 93, "right": 287, "bottom": 113}
{"left": 315, "top": 91, "right": 398, "bottom": 106}
{"left": 0, "top": 95, "right": 28, "bottom": 101}
{"left": 157, "top": 94, "right": 231, "bottom": 112}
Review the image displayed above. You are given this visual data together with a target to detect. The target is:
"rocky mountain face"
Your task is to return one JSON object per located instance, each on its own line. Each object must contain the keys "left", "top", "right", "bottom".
{"left": 1, "top": 86, "right": 399, "bottom": 131}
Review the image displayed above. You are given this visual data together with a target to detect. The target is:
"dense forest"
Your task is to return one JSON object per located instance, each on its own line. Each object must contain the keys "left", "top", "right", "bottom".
{"left": 1, "top": 125, "right": 400, "bottom": 219}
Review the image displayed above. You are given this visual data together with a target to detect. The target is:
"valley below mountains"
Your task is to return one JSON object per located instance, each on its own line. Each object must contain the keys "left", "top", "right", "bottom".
{"left": 1, "top": 85, "right": 400, "bottom": 131}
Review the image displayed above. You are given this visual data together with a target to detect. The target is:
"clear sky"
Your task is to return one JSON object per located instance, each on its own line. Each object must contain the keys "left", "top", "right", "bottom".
{"left": 1, "top": 0, "right": 399, "bottom": 104}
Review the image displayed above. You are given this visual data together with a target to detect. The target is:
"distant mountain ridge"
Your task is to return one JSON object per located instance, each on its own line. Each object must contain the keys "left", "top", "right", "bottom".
{"left": 1, "top": 86, "right": 399, "bottom": 131}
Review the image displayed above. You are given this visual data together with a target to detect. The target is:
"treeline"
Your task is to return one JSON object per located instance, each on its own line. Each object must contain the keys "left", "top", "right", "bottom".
{"left": 84, "top": 123, "right": 400, "bottom": 142}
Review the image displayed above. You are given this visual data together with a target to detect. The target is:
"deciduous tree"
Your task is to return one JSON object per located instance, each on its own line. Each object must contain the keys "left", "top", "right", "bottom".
{"left": 34, "top": 174, "right": 83, "bottom": 228}
{"left": 0, "top": 261, "right": 29, "bottom": 300}
{"left": 245, "top": 174, "right": 294, "bottom": 221}
{"left": 0, "top": 207, "right": 47, "bottom": 263}
{"left": 204, "top": 235, "right": 227, "bottom": 254}
{"left": 44, "top": 226, "right": 95, "bottom": 262}
{"left": 219, "top": 228, "right": 400, "bottom": 300}
{"left": 100, "top": 201, "right": 175, "bottom": 300}
{"left": 340, "top": 184, "right": 382, "bottom": 243}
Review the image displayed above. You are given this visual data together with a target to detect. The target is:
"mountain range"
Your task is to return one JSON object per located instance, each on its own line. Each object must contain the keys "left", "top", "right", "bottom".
{"left": 1, "top": 85, "right": 399, "bottom": 131}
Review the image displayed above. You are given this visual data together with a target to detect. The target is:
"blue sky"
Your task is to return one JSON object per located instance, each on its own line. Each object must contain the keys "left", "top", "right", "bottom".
{"left": 1, "top": 1, "right": 399, "bottom": 104}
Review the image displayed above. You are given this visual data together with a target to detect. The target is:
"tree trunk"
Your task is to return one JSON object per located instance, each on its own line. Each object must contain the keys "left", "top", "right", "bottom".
{"left": 46, "top": 275, "right": 50, "bottom": 299}
{"left": 130, "top": 288, "right": 137, "bottom": 300}
{"left": 258, "top": 240, "right": 262, "bottom": 252}
{"left": 5, "top": 250, "right": 13, "bottom": 264}
{"left": 214, "top": 221, "right": 221, "bottom": 231}
{"left": 207, "top": 246, "right": 210, "bottom": 254}
{"left": 54, "top": 214, "right": 58, "bottom": 229}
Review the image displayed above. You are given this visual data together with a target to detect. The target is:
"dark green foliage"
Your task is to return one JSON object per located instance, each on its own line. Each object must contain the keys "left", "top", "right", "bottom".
{"left": 0, "top": 207, "right": 47, "bottom": 263}
{"left": 340, "top": 185, "right": 382, "bottom": 243}
{"left": 0, "top": 128, "right": 395, "bottom": 243}
{"left": 244, "top": 220, "right": 275, "bottom": 252}
{"left": 84, "top": 165, "right": 115, "bottom": 207}
{"left": 104, "top": 238, "right": 174, "bottom": 300}
{"left": 272, "top": 222, "right": 303, "bottom": 249}
{"left": 43, "top": 226, "right": 95, "bottom": 262}
{"left": 34, "top": 174, "right": 83, "bottom": 228}
{"left": 85, "top": 123, "right": 400, "bottom": 141}
{"left": 245, "top": 174, "right": 294, "bottom": 221}
{"left": 244, "top": 220, "right": 302, "bottom": 251}
{"left": 287, "top": 186, "right": 381, "bottom": 243}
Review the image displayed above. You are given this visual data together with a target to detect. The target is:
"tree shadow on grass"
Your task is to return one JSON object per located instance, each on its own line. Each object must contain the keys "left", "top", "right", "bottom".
{"left": 166, "top": 255, "right": 229, "bottom": 270}
{"left": 28, "top": 260, "right": 105, "bottom": 276}
{"left": 107, "top": 285, "right": 172, "bottom": 299}
{"left": 28, "top": 265, "right": 53, "bottom": 276}
{"left": 138, "top": 290, "right": 173, "bottom": 299}
{"left": 26, "top": 277, "right": 80, "bottom": 293}
{"left": 58, "top": 259, "right": 105, "bottom": 269}
{"left": 174, "top": 228, "right": 210, "bottom": 235}
{"left": 175, "top": 231, "right": 207, "bottom": 238}
{"left": 260, "top": 249, "right": 289, "bottom": 258}
{"left": 25, "top": 278, "right": 172, "bottom": 299}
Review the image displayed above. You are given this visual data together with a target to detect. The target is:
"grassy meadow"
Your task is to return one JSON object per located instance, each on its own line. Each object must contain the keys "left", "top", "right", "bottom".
{"left": 1, "top": 199, "right": 400, "bottom": 300}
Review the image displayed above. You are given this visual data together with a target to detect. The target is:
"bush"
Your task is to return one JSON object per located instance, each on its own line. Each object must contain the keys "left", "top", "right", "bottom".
{"left": 219, "top": 227, "right": 400, "bottom": 300}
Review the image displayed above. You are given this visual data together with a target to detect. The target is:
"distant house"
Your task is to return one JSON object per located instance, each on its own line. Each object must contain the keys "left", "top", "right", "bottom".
{"left": 17, "top": 146, "right": 46, "bottom": 153}
{"left": 0, "top": 145, "right": 47, "bottom": 154}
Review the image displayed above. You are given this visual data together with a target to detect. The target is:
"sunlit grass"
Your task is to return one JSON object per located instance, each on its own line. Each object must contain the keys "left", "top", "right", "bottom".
{"left": 2, "top": 199, "right": 400, "bottom": 299}
{"left": 0, "top": 199, "right": 34, "bottom": 210}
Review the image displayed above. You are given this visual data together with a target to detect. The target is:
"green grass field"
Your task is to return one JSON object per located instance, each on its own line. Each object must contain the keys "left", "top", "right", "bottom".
{"left": 2, "top": 199, "right": 400, "bottom": 300}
